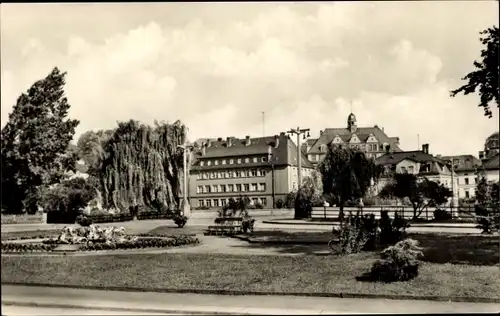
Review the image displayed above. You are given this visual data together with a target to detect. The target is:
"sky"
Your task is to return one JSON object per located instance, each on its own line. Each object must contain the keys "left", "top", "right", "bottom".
{"left": 1, "top": 2, "right": 499, "bottom": 156}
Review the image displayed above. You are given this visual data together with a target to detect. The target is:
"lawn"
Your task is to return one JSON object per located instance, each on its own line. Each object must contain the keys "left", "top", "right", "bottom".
{"left": 2, "top": 253, "right": 499, "bottom": 301}
{"left": 244, "top": 231, "right": 499, "bottom": 266}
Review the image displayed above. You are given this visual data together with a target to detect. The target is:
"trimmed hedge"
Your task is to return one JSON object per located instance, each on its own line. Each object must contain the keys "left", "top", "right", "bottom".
{"left": 137, "top": 211, "right": 174, "bottom": 220}
{"left": 79, "top": 235, "right": 200, "bottom": 251}
{"left": 2, "top": 234, "right": 57, "bottom": 242}
{"left": 2, "top": 243, "right": 58, "bottom": 252}
{"left": 1, "top": 214, "right": 45, "bottom": 225}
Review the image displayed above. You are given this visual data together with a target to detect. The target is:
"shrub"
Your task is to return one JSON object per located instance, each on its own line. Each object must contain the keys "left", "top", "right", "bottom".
{"left": 1, "top": 242, "right": 58, "bottom": 253}
{"left": 294, "top": 187, "right": 313, "bottom": 219}
{"left": 254, "top": 203, "right": 264, "bottom": 209}
{"left": 275, "top": 199, "right": 286, "bottom": 209}
{"left": 379, "top": 211, "right": 409, "bottom": 246}
{"left": 44, "top": 177, "right": 98, "bottom": 224}
{"left": 433, "top": 208, "right": 452, "bottom": 221}
{"left": 76, "top": 215, "right": 93, "bottom": 226}
{"left": 173, "top": 214, "right": 188, "bottom": 228}
{"left": 195, "top": 205, "right": 210, "bottom": 210}
{"left": 242, "top": 218, "right": 256, "bottom": 233}
{"left": 368, "top": 239, "right": 423, "bottom": 282}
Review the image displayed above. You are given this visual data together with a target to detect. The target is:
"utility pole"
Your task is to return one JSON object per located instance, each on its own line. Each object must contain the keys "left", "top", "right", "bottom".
{"left": 178, "top": 142, "right": 193, "bottom": 217}
{"left": 287, "top": 127, "right": 310, "bottom": 189}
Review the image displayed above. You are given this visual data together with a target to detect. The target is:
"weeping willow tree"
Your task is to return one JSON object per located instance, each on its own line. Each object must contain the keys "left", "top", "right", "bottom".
{"left": 95, "top": 120, "right": 188, "bottom": 212}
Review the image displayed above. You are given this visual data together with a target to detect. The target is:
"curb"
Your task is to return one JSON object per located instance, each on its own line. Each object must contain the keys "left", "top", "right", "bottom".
{"left": 262, "top": 220, "right": 478, "bottom": 229}
{"left": 1, "top": 300, "right": 243, "bottom": 315}
{"left": 2, "top": 282, "right": 499, "bottom": 304}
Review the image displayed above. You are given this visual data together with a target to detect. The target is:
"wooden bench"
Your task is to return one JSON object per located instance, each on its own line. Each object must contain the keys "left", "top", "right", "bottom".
{"left": 206, "top": 217, "right": 244, "bottom": 236}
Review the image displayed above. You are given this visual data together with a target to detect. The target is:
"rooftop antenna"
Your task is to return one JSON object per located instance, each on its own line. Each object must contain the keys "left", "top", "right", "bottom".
{"left": 417, "top": 134, "right": 420, "bottom": 150}
{"left": 350, "top": 100, "right": 353, "bottom": 113}
{"left": 261, "top": 111, "right": 265, "bottom": 137}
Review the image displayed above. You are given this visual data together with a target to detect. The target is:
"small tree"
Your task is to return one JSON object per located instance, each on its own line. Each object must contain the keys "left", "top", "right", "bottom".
{"left": 318, "top": 146, "right": 382, "bottom": 220}
{"left": 379, "top": 174, "right": 452, "bottom": 219}
{"left": 450, "top": 26, "right": 499, "bottom": 118}
{"left": 475, "top": 174, "right": 499, "bottom": 234}
{"left": 1, "top": 67, "right": 79, "bottom": 214}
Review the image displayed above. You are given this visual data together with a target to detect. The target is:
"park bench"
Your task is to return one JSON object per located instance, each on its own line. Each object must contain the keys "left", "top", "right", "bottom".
{"left": 206, "top": 217, "right": 243, "bottom": 236}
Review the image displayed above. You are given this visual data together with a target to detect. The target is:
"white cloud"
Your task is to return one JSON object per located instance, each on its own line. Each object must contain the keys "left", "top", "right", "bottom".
{"left": 1, "top": 2, "right": 498, "bottom": 156}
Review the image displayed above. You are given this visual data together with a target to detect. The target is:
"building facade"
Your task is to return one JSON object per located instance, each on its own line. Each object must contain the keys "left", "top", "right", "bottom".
{"left": 303, "top": 113, "right": 402, "bottom": 165}
{"left": 481, "top": 153, "right": 500, "bottom": 183}
{"left": 188, "top": 133, "right": 314, "bottom": 209}
{"left": 440, "top": 155, "right": 481, "bottom": 199}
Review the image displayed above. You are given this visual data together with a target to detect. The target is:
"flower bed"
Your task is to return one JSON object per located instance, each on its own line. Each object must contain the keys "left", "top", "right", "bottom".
{"left": 1, "top": 225, "right": 200, "bottom": 253}
{"left": 2, "top": 243, "right": 58, "bottom": 252}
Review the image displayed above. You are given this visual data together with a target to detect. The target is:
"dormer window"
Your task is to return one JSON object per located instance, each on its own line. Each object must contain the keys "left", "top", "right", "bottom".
{"left": 207, "top": 160, "right": 212, "bottom": 166}
{"left": 245, "top": 158, "right": 250, "bottom": 163}
{"left": 200, "top": 161, "right": 205, "bottom": 166}
{"left": 214, "top": 160, "right": 219, "bottom": 165}
{"left": 229, "top": 159, "right": 234, "bottom": 165}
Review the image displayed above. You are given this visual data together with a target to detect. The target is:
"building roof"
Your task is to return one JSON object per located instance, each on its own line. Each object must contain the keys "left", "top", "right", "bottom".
{"left": 308, "top": 125, "right": 402, "bottom": 154}
{"left": 440, "top": 155, "right": 482, "bottom": 172}
{"left": 482, "top": 153, "right": 499, "bottom": 170}
{"left": 375, "top": 150, "right": 445, "bottom": 166}
{"left": 191, "top": 134, "right": 314, "bottom": 170}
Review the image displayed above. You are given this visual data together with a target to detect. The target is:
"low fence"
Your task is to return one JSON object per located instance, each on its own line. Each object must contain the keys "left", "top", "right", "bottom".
{"left": 311, "top": 205, "right": 495, "bottom": 221}
{"left": 1, "top": 213, "right": 46, "bottom": 225}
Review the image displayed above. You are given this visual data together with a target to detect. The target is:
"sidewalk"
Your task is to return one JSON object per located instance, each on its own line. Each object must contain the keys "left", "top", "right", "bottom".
{"left": 2, "top": 284, "right": 499, "bottom": 314}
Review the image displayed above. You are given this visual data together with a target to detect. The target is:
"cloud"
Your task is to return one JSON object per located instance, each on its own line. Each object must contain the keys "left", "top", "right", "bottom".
{"left": 1, "top": 2, "right": 498, "bottom": 156}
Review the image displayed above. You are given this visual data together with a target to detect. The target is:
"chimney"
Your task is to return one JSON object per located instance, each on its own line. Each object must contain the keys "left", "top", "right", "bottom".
{"left": 245, "top": 135, "right": 251, "bottom": 146}
{"left": 479, "top": 151, "right": 485, "bottom": 160}
{"left": 226, "top": 137, "right": 232, "bottom": 147}
{"left": 201, "top": 143, "right": 207, "bottom": 156}
{"left": 320, "top": 130, "right": 324, "bottom": 135}
{"left": 280, "top": 132, "right": 285, "bottom": 136}
{"left": 206, "top": 139, "right": 212, "bottom": 148}
{"left": 217, "top": 137, "right": 222, "bottom": 141}
{"left": 274, "top": 135, "right": 280, "bottom": 148}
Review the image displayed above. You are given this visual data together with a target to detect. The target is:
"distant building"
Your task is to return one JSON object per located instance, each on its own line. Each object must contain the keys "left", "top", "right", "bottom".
{"left": 481, "top": 153, "right": 500, "bottom": 183}
{"left": 480, "top": 132, "right": 499, "bottom": 160}
{"left": 304, "top": 113, "right": 402, "bottom": 165}
{"left": 189, "top": 133, "right": 314, "bottom": 209}
{"left": 375, "top": 145, "right": 457, "bottom": 202}
{"left": 440, "top": 155, "right": 481, "bottom": 199}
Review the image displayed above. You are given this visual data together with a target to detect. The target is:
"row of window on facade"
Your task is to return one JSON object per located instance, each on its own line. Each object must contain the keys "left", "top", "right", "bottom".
{"left": 317, "top": 143, "right": 385, "bottom": 153}
{"left": 196, "top": 169, "right": 268, "bottom": 180}
{"left": 197, "top": 183, "right": 266, "bottom": 194}
{"left": 199, "top": 156, "right": 268, "bottom": 167}
{"left": 198, "top": 197, "right": 267, "bottom": 208}
{"left": 309, "top": 151, "right": 383, "bottom": 161}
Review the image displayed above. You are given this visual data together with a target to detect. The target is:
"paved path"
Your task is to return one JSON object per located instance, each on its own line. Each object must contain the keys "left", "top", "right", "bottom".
{"left": 2, "top": 285, "right": 498, "bottom": 315}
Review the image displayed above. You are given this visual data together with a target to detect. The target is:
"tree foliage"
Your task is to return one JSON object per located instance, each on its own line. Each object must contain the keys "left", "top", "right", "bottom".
{"left": 93, "top": 119, "right": 188, "bottom": 212}
{"left": 379, "top": 173, "right": 452, "bottom": 219}
{"left": 318, "top": 146, "right": 383, "bottom": 217}
{"left": 450, "top": 26, "right": 499, "bottom": 118}
{"left": 1, "top": 67, "right": 79, "bottom": 214}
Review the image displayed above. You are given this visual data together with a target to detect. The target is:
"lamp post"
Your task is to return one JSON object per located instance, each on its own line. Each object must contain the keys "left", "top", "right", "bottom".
{"left": 267, "top": 145, "right": 276, "bottom": 210}
{"left": 446, "top": 158, "right": 459, "bottom": 218}
{"left": 178, "top": 142, "right": 193, "bottom": 217}
{"left": 286, "top": 127, "right": 310, "bottom": 190}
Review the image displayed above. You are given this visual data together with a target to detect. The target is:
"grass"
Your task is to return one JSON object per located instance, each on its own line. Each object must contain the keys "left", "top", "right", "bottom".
{"left": 245, "top": 231, "right": 499, "bottom": 266}
{"left": 2, "top": 253, "right": 499, "bottom": 300}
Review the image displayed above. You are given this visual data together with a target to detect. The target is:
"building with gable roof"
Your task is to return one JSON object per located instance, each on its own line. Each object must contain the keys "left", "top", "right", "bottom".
{"left": 188, "top": 132, "right": 314, "bottom": 209}
{"left": 374, "top": 144, "right": 458, "bottom": 205}
{"left": 303, "top": 113, "right": 402, "bottom": 165}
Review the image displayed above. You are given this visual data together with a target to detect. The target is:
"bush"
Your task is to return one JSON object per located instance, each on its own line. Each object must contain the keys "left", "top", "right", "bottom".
{"left": 275, "top": 199, "right": 286, "bottom": 209}
{"left": 44, "top": 177, "right": 98, "bottom": 224}
{"left": 173, "top": 214, "right": 188, "bottom": 228}
{"left": 294, "top": 188, "right": 313, "bottom": 219}
{"left": 137, "top": 211, "right": 173, "bottom": 221}
{"left": 242, "top": 218, "right": 256, "bottom": 233}
{"left": 337, "top": 214, "right": 380, "bottom": 254}
{"left": 76, "top": 215, "right": 92, "bottom": 226}
{"left": 195, "top": 205, "right": 210, "bottom": 210}
{"left": 367, "top": 239, "right": 423, "bottom": 282}
{"left": 433, "top": 208, "right": 452, "bottom": 221}
{"left": 379, "top": 211, "right": 409, "bottom": 246}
